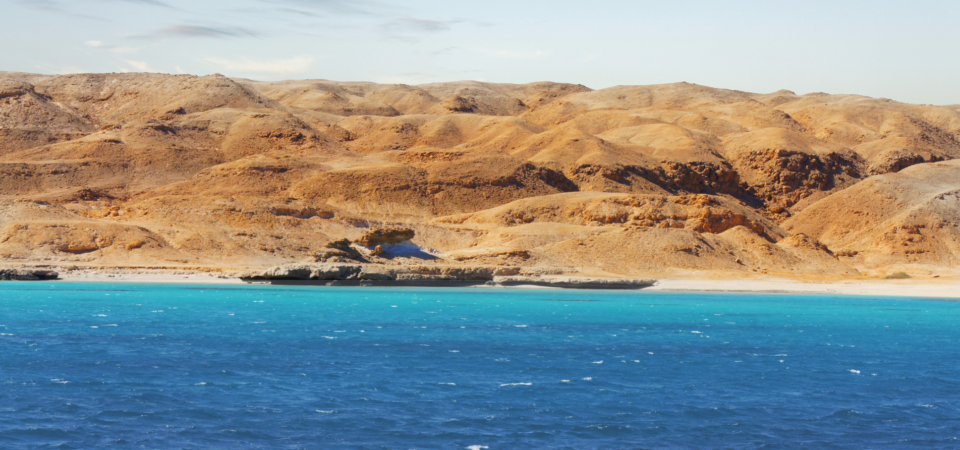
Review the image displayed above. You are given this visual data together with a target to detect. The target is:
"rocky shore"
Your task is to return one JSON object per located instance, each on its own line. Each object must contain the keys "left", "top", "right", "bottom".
{"left": 0, "top": 268, "right": 59, "bottom": 281}
{"left": 239, "top": 263, "right": 656, "bottom": 290}
{"left": 0, "top": 264, "right": 956, "bottom": 298}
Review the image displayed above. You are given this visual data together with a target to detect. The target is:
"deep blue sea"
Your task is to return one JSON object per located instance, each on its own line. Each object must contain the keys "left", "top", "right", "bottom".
{"left": 1, "top": 283, "right": 959, "bottom": 449}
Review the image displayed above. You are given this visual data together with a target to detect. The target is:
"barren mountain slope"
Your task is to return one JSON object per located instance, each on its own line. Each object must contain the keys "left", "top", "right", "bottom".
{"left": 786, "top": 160, "right": 960, "bottom": 275}
{"left": 1, "top": 71, "right": 958, "bottom": 279}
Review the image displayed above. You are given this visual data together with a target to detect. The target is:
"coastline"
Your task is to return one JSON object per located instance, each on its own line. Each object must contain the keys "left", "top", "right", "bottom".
{"left": 56, "top": 270, "right": 245, "bottom": 285}
{"left": 17, "top": 268, "right": 956, "bottom": 299}
{"left": 648, "top": 278, "right": 960, "bottom": 299}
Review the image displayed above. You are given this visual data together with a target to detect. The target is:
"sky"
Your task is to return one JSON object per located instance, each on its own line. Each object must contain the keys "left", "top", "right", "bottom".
{"left": 3, "top": 0, "right": 959, "bottom": 105}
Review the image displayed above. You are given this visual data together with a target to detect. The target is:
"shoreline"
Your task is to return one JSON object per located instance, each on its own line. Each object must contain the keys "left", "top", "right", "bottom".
{"left": 647, "top": 278, "right": 960, "bottom": 299}
{"left": 12, "top": 269, "right": 955, "bottom": 299}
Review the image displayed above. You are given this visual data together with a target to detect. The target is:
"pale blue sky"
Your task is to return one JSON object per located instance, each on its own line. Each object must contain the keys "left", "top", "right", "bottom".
{"left": 3, "top": 0, "right": 959, "bottom": 104}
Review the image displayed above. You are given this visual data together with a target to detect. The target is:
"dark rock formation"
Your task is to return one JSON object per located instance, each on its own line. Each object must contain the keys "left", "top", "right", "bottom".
{"left": 0, "top": 268, "right": 59, "bottom": 281}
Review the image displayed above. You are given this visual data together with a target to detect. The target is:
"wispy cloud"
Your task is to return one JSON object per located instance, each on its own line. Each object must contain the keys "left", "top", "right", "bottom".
{"left": 85, "top": 40, "right": 139, "bottom": 54}
{"left": 383, "top": 18, "right": 453, "bottom": 33}
{"left": 135, "top": 25, "right": 260, "bottom": 39}
{"left": 113, "top": 0, "right": 174, "bottom": 7}
{"left": 203, "top": 55, "right": 316, "bottom": 75}
{"left": 274, "top": 7, "right": 319, "bottom": 17}
{"left": 123, "top": 59, "right": 160, "bottom": 72}
{"left": 264, "top": 0, "right": 378, "bottom": 16}
{"left": 479, "top": 49, "right": 549, "bottom": 59}
{"left": 57, "top": 66, "right": 88, "bottom": 74}
{"left": 380, "top": 17, "right": 456, "bottom": 43}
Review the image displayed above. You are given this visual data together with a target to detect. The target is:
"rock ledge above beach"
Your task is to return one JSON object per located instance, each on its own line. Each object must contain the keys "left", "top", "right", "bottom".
{"left": 239, "top": 263, "right": 654, "bottom": 289}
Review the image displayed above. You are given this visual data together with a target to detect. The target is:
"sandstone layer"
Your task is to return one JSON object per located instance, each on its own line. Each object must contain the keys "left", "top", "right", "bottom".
{"left": 1, "top": 72, "right": 958, "bottom": 280}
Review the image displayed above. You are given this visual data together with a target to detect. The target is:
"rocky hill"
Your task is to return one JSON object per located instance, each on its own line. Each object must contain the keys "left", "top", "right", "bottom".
{"left": 1, "top": 72, "right": 958, "bottom": 279}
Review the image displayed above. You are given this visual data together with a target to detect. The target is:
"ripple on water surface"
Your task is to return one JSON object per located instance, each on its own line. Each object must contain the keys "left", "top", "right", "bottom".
{"left": 0, "top": 283, "right": 959, "bottom": 449}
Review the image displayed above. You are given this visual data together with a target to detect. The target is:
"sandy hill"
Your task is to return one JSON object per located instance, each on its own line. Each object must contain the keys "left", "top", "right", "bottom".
{"left": 1, "top": 71, "right": 958, "bottom": 279}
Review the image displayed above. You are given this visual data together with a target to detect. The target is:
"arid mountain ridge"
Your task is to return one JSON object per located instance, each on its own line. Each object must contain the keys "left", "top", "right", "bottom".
{"left": 1, "top": 71, "right": 959, "bottom": 279}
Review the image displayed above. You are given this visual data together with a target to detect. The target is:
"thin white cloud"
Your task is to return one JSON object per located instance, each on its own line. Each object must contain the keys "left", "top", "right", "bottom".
{"left": 379, "top": 17, "right": 456, "bottom": 43}
{"left": 479, "top": 49, "right": 548, "bottom": 59}
{"left": 57, "top": 66, "right": 88, "bottom": 74}
{"left": 113, "top": 0, "right": 174, "bottom": 8}
{"left": 203, "top": 55, "right": 316, "bottom": 75}
{"left": 382, "top": 18, "right": 452, "bottom": 33}
{"left": 123, "top": 60, "right": 159, "bottom": 72}
{"left": 86, "top": 40, "right": 140, "bottom": 54}
{"left": 268, "top": 0, "right": 377, "bottom": 16}
{"left": 109, "top": 47, "right": 140, "bottom": 54}
{"left": 137, "top": 25, "right": 260, "bottom": 40}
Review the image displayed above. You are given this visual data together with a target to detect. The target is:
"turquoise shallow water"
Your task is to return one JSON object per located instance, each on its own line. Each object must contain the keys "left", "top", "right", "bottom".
{"left": 1, "top": 283, "right": 959, "bottom": 449}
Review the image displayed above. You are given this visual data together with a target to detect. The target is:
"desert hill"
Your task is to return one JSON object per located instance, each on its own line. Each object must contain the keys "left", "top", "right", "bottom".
{"left": 1, "top": 71, "right": 958, "bottom": 279}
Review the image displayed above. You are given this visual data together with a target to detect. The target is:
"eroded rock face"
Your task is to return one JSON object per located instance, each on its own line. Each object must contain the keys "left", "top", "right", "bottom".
{"left": 314, "top": 239, "right": 365, "bottom": 263}
{"left": 240, "top": 264, "right": 362, "bottom": 280}
{"left": 731, "top": 149, "right": 861, "bottom": 208}
{"left": 869, "top": 153, "right": 944, "bottom": 175}
{"left": 355, "top": 228, "right": 416, "bottom": 247}
{"left": 271, "top": 206, "right": 333, "bottom": 219}
{"left": 441, "top": 193, "right": 775, "bottom": 238}
{"left": 779, "top": 233, "right": 832, "bottom": 253}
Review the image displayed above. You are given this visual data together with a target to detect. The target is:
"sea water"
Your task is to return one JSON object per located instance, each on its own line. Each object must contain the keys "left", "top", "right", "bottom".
{"left": 1, "top": 283, "right": 959, "bottom": 449}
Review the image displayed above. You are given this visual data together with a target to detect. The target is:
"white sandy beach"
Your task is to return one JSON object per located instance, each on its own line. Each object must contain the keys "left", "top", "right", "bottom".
{"left": 57, "top": 270, "right": 245, "bottom": 285}
{"left": 648, "top": 278, "right": 960, "bottom": 299}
